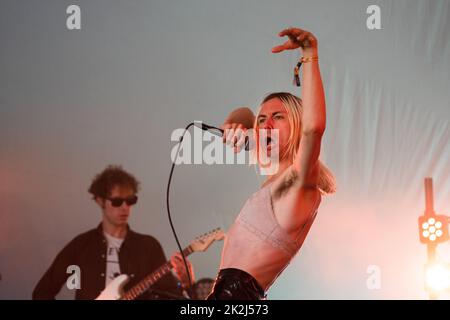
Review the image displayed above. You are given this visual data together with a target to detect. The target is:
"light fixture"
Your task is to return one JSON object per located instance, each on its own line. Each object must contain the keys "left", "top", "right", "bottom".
{"left": 425, "top": 262, "right": 450, "bottom": 293}
{"left": 418, "top": 215, "right": 449, "bottom": 244}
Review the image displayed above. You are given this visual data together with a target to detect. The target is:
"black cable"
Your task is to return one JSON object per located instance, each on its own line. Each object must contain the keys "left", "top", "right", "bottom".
{"left": 166, "top": 122, "right": 195, "bottom": 289}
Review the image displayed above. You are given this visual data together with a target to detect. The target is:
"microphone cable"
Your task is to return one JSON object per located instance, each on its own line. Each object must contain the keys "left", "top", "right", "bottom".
{"left": 166, "top": 122, "right": 195, "bottom": 290}
{"left": 166, "top": 121, "right": 245, "bottom": 290}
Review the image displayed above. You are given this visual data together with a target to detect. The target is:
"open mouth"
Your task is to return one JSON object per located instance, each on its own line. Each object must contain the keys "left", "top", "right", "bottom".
{"left": 266, "top": 136, "right": 277, "bottom": 149}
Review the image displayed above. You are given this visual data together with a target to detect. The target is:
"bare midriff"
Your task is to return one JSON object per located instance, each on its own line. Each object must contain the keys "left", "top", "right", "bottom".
{"left": 220, "top": 184, "right": 319, "bottom": 291}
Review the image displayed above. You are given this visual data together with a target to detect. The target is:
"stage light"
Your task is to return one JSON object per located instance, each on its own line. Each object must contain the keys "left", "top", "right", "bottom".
{"left": 418, "top": 215, "right": 449, "bottom": 244}
{"left": 425, "top": 263, "right": 450, "bottom": 293}
{"left": 420, "top": 178, "right": 450, "bottom": 299}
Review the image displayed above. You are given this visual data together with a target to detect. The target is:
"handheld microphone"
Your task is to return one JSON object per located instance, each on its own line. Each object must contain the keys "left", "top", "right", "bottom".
{"left": 195, "top": 122, "right": 251, "bottom": 151}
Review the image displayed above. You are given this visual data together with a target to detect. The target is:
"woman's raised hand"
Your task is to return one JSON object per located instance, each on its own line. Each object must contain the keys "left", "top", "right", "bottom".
{"left": 271, "top": 27, "right": 318, "bottom": 56}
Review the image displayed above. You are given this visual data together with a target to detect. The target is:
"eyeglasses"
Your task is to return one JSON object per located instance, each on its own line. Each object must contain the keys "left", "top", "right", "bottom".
{"left": 106, "top": 195, "right": 138, "bottom": 207}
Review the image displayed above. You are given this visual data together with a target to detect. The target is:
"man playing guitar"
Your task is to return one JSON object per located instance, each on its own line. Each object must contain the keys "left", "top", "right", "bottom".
{"left": 32, "top": 165, "right": 194, "bottom": 300}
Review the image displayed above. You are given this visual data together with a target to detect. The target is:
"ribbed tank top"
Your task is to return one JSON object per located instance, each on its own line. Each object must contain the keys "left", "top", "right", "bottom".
{"left": 220, "top": 183, "right": 320, "bottom": 291}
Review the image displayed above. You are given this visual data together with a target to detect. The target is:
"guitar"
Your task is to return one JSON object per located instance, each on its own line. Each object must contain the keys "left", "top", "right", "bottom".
{"left": 96, "top": 228, "right": 225, "bottom": 300}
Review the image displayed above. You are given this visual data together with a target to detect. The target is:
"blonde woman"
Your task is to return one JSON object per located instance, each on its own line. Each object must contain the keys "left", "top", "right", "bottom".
{"left": 207, "top": 27, "right": 336, "bottom": 300}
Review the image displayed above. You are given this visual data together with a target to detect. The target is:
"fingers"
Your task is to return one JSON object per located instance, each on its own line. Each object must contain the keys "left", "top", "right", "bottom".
{"left": 173, "top": 252, "right": 182, "bottom": 260}
{"left": 222, "top": 123, "right": 248, "bottom": 153}
{"left": 296, "top": 32, "right": 308, "bottom": 43}
{"left": 297, "top": 33, "right": 315, "bottom": 49}
{"left": 171, "top": 253, "right": 192, "bottom": 271}
{"left": 273, "top": 28, "right": 302, "bottom": 53}
{"left": 169, "top": 254, "right": 178, "bottom": 268}
{"left": 221, "top": 123, "right": 230, "bottom": 143}
{"left": 170, "top": 252, "right": 183, "bottom": 265}
{"left": 232, "top": 129, "right": 247, "bottom": 153}
{"left": 171, "top": 252, "right": 190, "bottom": 264}
{"left": 234, "top": 130, "right": 247, "bottom": 152}
{"left": 279, "top": 27, "right": 304, "bottom": 37}
{"left": 171, "top": 253, "right": 195, "bottom": 286}
{"left": 274, "top": 27, "right": 316, "bottom": 52}
{"left": 271, "top": 44, "right": 287, "bottom": 53}
{"left": 226, "top": 126, "right": 235, "bottom": 144}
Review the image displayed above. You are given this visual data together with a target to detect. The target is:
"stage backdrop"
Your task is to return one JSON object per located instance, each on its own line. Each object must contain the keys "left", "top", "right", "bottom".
{"left": 1, "top": 0, "right": 449, "bottom": 299}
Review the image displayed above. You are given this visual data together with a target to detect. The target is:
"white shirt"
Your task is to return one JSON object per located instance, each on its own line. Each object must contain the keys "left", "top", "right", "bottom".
{"left": 103, "top": 232, "right": 124, "bottom": 287}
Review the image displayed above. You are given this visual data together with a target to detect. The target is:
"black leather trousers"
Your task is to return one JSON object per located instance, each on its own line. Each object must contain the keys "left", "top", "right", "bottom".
{"left": 207, "top": 268, "right": 266, "bottom": 300}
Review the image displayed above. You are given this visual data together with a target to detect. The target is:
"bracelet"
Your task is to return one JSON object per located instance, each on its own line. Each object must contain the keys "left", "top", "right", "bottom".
{"left": 300, "top": 56, "right": 319, "bottom": 63}
{"left": 293, "top": 56, "right": 319, "bottom": 87}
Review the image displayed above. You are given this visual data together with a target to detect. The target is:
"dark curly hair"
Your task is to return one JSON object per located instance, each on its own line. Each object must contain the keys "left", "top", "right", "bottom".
{"left": 88, "top": 165, "right": 140, "bottom": 199}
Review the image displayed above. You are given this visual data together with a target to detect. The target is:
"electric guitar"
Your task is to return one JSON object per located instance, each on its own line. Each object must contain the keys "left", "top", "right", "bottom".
{"left": 96, "top": 228, "right": 225, "bottom": 300}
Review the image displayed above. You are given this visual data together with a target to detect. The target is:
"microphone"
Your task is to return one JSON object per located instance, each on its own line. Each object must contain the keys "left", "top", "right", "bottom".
{"left": 194, "top": 122, "right": 251, "bottom": 151}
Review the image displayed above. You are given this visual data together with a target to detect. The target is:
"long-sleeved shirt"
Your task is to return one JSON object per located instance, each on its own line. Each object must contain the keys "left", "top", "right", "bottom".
{"left": 32, "top": 224, "right": 182, "bottom": 300}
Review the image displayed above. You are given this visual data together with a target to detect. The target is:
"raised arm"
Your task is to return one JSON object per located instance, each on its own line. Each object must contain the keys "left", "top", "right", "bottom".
{"left": 272, "top": 27, "right": 326, "bottom": 188}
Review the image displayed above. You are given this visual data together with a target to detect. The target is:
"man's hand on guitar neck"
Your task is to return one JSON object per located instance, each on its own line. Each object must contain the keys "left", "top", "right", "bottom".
{"left": 170, "top": 252, "right": 196, "bottom": 289}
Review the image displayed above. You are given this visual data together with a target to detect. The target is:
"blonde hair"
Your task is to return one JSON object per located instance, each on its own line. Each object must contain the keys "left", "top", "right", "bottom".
{"left": 255, "top": 92, "right": 336, "bottom": 195}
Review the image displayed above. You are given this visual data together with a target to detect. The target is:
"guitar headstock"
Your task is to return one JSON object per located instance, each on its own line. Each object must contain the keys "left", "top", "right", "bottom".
{"left": 190, "top": 228, "right": 225, "bottom": 252}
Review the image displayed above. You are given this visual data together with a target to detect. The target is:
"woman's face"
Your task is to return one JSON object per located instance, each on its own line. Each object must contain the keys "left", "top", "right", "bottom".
{"left": 256, "top": 98, "right": 291, "bottom": 160}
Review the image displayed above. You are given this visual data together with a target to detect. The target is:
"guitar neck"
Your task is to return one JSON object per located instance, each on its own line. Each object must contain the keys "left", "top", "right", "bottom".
{"left": 121, "top": 245, "right": 193, "bottom": 300}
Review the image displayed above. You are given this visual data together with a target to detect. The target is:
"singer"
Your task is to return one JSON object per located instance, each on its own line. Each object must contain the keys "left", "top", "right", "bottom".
{"left": 207, "top": 27, "right": 336, "bottom": 300}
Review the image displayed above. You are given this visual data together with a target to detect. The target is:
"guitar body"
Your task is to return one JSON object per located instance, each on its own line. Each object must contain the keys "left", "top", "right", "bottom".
{"left": 95, "top": 228, "right": 224, "bottom": 300}
{"left": 96, "top": 274, "right": 129, "bottom": 300}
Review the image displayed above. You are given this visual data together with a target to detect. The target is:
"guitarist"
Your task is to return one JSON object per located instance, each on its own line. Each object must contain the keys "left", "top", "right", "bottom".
{"left": 32, "top": 165, "right": 195, "bottom": 300}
